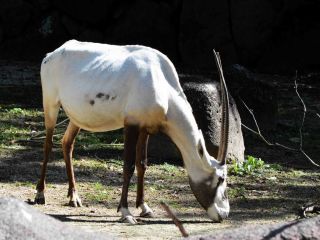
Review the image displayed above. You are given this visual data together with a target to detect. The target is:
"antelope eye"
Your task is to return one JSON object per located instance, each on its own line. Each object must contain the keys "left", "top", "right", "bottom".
{"left": 218, "top": 177, "right": 225, "bottom": 184}
{"left": 198, "top": 142, "right": 204, "bottom": 158}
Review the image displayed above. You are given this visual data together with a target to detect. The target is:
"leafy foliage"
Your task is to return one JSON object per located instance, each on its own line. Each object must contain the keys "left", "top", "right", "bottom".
{"left": 229, "top": 155, "right": 271, "bottom": 176}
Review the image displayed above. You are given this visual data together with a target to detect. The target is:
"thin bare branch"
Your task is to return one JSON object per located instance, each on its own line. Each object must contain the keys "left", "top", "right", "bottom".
{"left": 29, "top": 118, "right": 69, "bottom": 139}
{"left": 240, "top": 74, "right": 320, "bottom": 167}
{"left": 160, "top": 201, "right": 189, "bottom": 238}
{"left": 294, "top": 75, "right": 320, "bottom": 167}
{"left": 240, "top": 98, "right": 297, "bottom": 151}
{"left": 294, "top": 76, "right": 306, "bottom": 151}
{"left": 300, "top": 149, "right": 320, "bottom": 167}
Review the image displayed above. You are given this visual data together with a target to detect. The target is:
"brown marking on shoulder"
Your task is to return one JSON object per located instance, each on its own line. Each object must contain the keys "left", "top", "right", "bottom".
{"left": 111, "top": 95, "right": 117, "bottom": 100}
{"left": 96, "top": 93, "right": 104, "bottom": 98}
{"left": 89, "top": 100, "right": 95, "bottom": 105}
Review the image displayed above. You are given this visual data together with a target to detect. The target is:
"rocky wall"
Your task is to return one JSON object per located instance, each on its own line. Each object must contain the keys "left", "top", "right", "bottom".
{"left": 0, "top": 0, "right": 320, "bottom": 73}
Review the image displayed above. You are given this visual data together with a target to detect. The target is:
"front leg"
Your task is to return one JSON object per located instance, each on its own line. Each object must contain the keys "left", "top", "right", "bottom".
{"left": 118, "top": 125, "right": 139, "bottom": 224}
{"left": 62, "top": 122, "right": 82, "bottom": 207}
{"left": 35, "top": 128, "right": 54, "bottom": 204}
{"left": 135, "top": 129, "right": 154, "bottom": 218}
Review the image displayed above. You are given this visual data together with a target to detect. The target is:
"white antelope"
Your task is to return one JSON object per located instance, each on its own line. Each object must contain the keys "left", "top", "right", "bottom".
{"left": 35, "top": 40, "right": 230, "bottom": 223}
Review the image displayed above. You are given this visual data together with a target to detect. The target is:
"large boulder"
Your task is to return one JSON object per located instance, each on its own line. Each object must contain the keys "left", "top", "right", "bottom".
{"left": 183, "top": 80, "right": 244, "bottom": 162}
{"left": 0, "top": 197, "right": 112, "bottom": 240}
{"left": 148, "top": 75, "right": 245, "bottom": 163}
{"left": 188, "top": 215, "right": 320, "bottom": 240}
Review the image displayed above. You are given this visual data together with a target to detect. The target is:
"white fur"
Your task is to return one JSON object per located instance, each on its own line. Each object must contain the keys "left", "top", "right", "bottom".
{"left": 207, "top": 182, "right": 230, "bottom": 222}
{"left": 42, "top": 40, "right": 228, "bottom": 222}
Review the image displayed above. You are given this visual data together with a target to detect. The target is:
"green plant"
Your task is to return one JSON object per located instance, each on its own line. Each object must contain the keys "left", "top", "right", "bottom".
{"left": 229, "top": 155, "right": 265, "bottom": 176}
{"left": 7, "top": 107, "right": 26, "bottom": 115}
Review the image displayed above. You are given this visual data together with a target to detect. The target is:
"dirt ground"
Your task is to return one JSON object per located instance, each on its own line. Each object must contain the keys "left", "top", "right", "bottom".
{"left": 0, "top": 70, "right": 320, "bottom": 239}
{"left": 0, "top": 144, "right": 319, "bottom": 239}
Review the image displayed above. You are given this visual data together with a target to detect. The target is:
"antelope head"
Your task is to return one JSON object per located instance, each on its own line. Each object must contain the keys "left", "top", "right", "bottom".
{"left": 188, "top": 50, "right": 230, "bottom": 222}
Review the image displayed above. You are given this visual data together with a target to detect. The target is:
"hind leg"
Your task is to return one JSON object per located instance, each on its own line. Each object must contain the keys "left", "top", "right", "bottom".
{"left": 62, "top": 121, "right": 81, "bottom": 207}
{"left": 35, "top": 103, "right": 59, "bottom": 204}
{"left": 135, "top": 129, "right": 154, "bottom": 217}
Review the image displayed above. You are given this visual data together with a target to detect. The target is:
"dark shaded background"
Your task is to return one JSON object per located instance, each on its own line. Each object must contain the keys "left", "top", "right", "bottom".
{"left": 1, "top": 0, "right": 320, "bottom": 73}
{"left": 1, "top": 0, "right": 319, "bottom": 166}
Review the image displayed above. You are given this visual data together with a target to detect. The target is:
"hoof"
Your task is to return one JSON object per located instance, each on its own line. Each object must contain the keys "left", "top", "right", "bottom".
{"left": 68, "top": 190, "right": 82, "bottom": 207}
{"left": 139, "top": 203, "right": 154, "bottom": 218}
{"left": 34, "top": 197, "right": 45, "bottom": 205}
{"left": 34, "top": 192, "right": 45, "bottom": 205}
{"left": 119, "top": 215, "right": 139, "bottom": 224}
{"left": 140, "top": 210, "right": 154, "bottom": 218}
{"left": 68, "top": 197, "right": 82, "bottom": 207}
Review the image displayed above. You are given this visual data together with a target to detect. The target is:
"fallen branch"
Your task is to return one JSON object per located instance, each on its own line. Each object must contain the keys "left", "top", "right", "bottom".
{"left": 160, "top": 201, "right": 189, "bottom": 238}
{"left": 299, "top": 200, "right": 320, "bottom": 218}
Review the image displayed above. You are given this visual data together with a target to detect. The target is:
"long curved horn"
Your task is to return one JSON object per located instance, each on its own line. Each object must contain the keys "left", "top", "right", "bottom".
{"left": 213, "top": 50, "right": 230, "bottom": 165}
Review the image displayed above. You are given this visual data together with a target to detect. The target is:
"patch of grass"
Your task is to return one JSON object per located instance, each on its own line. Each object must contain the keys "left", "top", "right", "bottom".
{"left": 0, "top": 105, "right": 124, "bottom": 152}
{"left": 159, "top": 162, "right": 177, "bottom": 173}
{"left": 74, "top": 159, "right": 107, "bottom": 171}
{"left": 74, "top": 158, "right": 123, "bottom": 172}
{"left": 84, "top": 182, "right": 114, "bottom": 203}
{"left": 14, "top": 181, "right": 35, "bottom": 188}
{"left": 76, "top": 130, "right": 124, "bottom": 150}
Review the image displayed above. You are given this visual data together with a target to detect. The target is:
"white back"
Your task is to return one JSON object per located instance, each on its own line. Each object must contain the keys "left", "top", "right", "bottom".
{"left": 41, "top": 40, "right": 185, "bottom": 132}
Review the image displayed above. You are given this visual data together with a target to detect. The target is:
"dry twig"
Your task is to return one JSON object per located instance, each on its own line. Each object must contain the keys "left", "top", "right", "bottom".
{"left": 29, "top": 118, "right": 69, "bottom": 139}
{"left": 299, "top": 200, "right": 320, "bottom": 218}
{"left": 160, "top": 201, "right": 189, "bottom": 238}
{"left": 240, "top": 73, "right": 320, "bottom": 168}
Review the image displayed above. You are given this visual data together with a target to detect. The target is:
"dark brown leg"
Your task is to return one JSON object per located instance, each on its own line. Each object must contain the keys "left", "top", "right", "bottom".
{"left": 135, "top": 129, "right": 154, "bottom": 217}
{"left": 62, "top": 121, "right": 81, "bottom": 207}
{"left": 136, "top": 129, "right": 148, "bottom": 207}
{"left": 118, "top": 124, "right": 139, "bottom": 224}
{"left": 35, "top": 128, "right": 54, "bottom": 204}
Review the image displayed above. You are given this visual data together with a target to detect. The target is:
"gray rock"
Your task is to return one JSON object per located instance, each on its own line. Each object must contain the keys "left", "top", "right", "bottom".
{"left": 148, "top": 133, "right": 182, "bottom": 164}
{"left": 149, "top": 77, "right": 245, "bottom": 163}
{"left": 0, "top": 197, "right": 113, "bottom": 240}
{"left": 183, "top": 81, "right": 244, "bottom": 162}
{"left": 188, "top": 215, "right": 320, "bottom": 240}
